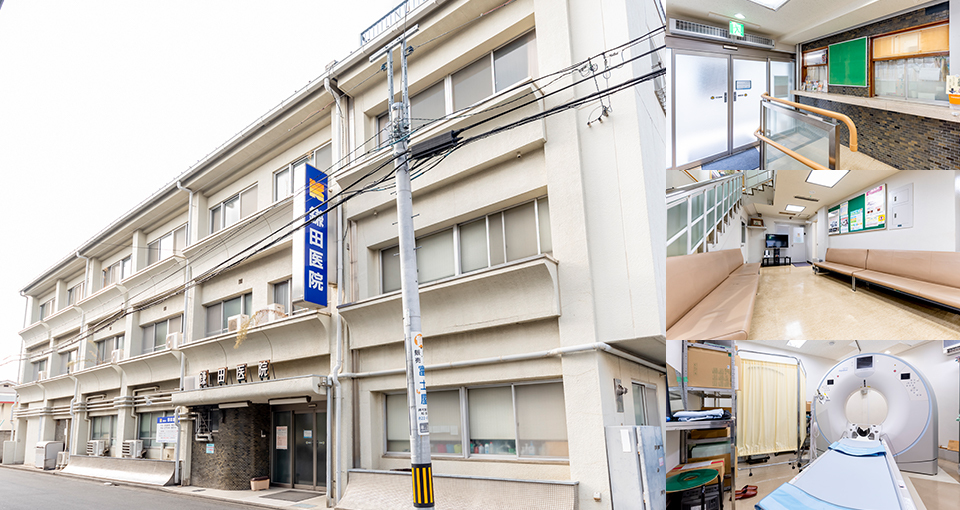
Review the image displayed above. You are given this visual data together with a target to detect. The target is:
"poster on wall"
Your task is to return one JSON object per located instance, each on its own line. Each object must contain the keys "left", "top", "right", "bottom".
{"left": 865, "top": 185, "right": 886, "bottom": 228}
{"left": 840, "top": 202, "right": 849, "bottom": 233}
{"left": 276, "top": 426, "right": 288, "bottom": 450}
{"left": 828, "top": 208, "right": 840, "bottom": 234}
{"left": 850, "top": 207, "right": 864, "bottom": 231}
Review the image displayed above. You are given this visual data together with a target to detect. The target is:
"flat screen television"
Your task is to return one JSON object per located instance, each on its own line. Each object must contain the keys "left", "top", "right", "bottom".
{"left": 765, "top": 234, "right": 789, "bottom": 248}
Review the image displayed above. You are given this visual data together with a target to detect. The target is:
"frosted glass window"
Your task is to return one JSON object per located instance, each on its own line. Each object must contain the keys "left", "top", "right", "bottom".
{"left": 377, "top": 113, "right": 391, "bottom": 146}
{"left": 222, "top": 296, "right": 242, "bottom": 331}
{"left": 153, "top": 321, "right": 167, "bottom": 351}
{"left": 241, "top": 185, "right": 258, "bottom": 219}
{"left": 293, "top": 159, "right": 308, "bottom": 195}
{"left": 770, "top": 61, "right": 795, "bottom": 101}
{"left": 504, "top": 201, "right": 537, "bottom": 261}
{"left": 159, "top": 234, "right": 174, "bottom": 261}
{"left": 468, "top": 386, "right": 515, "bottom": 455}
{"left": 459, "top": 219, "right": 488, "bottom": 273}
{"left": 428, "top": 390, "right": 462, "bottom": 455}
{"left": 386, "top": 393, "right": 410, "bottom": 452}
{"left": 410, "top": 81, "right": 446, "bottom": 130}
{"left": 122, "top": 256, "right": 132, "bottom": 278}
{"left": 906, "top": 57, "right": 948, "bottom": 102}
{"left": 173, "top": 227, "right": 186, "bottom": 253}
{"left": 690, "top": 219, "right": 703, "bottom": 248}
{"left": 488, "top": 212, "right": 505, "bottom": 266}
{"left": 494, "top": 31, "right": 537, "bottom": 92}
{"left": 417, "top": 229, "right": 455, "bottom": 284}
{"left": 453, "top": 56, "right": 493, "bottom": 110}
{"left": 674, "top": 53, "right": 729, "bottom": 166}
{"left": 667, "top": 202, "right": 687, "bottom": 240}
{"left": 210, "top": 205, "right": 222, "bottom": 234}
{"left": 273, "top": 281, "right": 290, "bottom": 315}
{"left": 516, "top": 383, "right": 567, "bottom": 457}
{"left": 691, "top": 193, "right": 703, "bottom": 220}
{"left": 274, "top": 168, "right": 291, "bottom": 201}
{"left": 537, "top": 198, "right": 552, "bottom": 254}
{"left": 381, "top": 246, "right": 401, "bottom": 293}
{"left": 206, "top": 303, "right": 222, "bottom": 336}
{"left": 223, "top": 196, "right": 240, "bottom": 228}
{"left": 91, "top": 415, "right": 117, "bottom": 446}
{"left": 667, "top": 232, "right": 687, "bottom": 257}
{"left": 315, "top": 144, "right": 333, "bottom": 173}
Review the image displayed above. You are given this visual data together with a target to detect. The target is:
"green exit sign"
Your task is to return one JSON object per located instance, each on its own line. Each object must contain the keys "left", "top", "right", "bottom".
{"left": 730, "top": 21, "right": 745, "bottom": 37}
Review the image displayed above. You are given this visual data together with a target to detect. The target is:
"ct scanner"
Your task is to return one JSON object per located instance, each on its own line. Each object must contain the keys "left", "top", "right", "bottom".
{"left": 757, "top": 353, "right": 938, "bottom": 510}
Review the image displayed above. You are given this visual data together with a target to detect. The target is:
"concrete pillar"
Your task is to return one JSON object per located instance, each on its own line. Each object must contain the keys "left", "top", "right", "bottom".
{"left": 55, "top": 280, "right": 67, "bottom": 314}
{"left": 23, "top": 295, "right": 36, "bottom": 329}
{"left": 132, "top": 230, "right": 148, "bottom": 272}
{"left": 125, "top": 310, "right": 141, "bottom": 358}
{"left": 192, "top": 193, "right": 209, "bottom": 243}
{"left": 73, "top": 411, "right": 91, "bottom": 456}
{"left": 88, "top": 258, "right": 103, "bottom": 294}
{"left": 115, "top": 390, "right": 136, "bottom": 458}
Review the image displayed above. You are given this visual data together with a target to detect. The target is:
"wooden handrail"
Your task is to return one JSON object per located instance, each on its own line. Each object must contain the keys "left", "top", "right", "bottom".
{"left": 761, "top": 93, "right": 858, "bottom": 152}
{"left": 754, "top": 128, "right": 828, "bottom": 170}
{"left": 683, "top": 169, "right": 698, "bottom": 182}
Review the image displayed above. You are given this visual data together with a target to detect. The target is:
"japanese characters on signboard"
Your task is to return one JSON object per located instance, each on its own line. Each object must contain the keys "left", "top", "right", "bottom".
{"left": 412, "top": 332, "right": 429, "bottom": 436}
{"left": 156, "top": 416, "right": 178, "bottom": 443}
{"left": 198, "top": 361, "right": 269, "bottom": 388}
{"left": 304, "top": 163, "right": 328, "bottom": 307}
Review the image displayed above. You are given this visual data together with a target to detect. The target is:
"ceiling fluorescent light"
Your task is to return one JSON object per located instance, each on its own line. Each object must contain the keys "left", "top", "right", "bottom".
{"left": 806, "top": 170, "right": 849, "bottom": 188}
{"left": 785, "top": 204, "right": 805, "bottom": 213}
{"left": 219, "top": 401, "right": 250, "bottom": 409}
{"left": 745, "top": 0, "right": 791, "bottom": 11}
{"left": 268, "top": 397, "right": 310, "bottom": 406}
{"left": 735, "top": 13, "right": 746, "bottom": 19}
{"left": 786, "top": 340, "right": 807, "bottom": 348}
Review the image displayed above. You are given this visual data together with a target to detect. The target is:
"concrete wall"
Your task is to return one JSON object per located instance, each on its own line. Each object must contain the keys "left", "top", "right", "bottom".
{"left": 819, "top": 171, "right": 958, "bottom": 252}
{"left": 190, "top": 404, "right": 270, "bottom": 490}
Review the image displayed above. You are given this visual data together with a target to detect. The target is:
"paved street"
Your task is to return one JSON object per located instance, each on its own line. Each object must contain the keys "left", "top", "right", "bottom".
{"left": 0, "top": 467, "right": 262, "bottom": 510}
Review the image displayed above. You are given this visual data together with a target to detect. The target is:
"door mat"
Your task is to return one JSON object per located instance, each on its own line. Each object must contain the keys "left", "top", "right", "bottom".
{"left": 260, "top": 490, "right": 322, "bottom": 502}
{"left": 793, "top": 262, "right": 811, "bottom": 267}
{"left": 702, "top": 148, "right": 760, "bottom": 170}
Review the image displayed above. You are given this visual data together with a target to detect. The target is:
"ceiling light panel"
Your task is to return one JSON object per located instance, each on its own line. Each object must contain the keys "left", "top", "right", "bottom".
{"left": 806, "top": 170, "right": 849, "bottom": 188}
{"left": 745, "top": 0, "right": 791, "bottom": 10}
{"left": 786, "top": 340, "right": 806, "bottom": 348}
{"left": 785, "top": 204, "right": 805, "bottom": 213}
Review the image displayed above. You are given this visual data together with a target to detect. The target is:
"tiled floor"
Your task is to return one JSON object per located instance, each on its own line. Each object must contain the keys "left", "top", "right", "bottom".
{"left": 749, "top": 265, "right": 960, "bottom": 340}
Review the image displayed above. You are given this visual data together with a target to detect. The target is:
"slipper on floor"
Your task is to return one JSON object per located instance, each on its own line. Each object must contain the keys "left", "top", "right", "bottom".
{"left": 735, "top": 489, "right": 758, "bottom": 500}
{"left": 737, "top": 485, "right": 758, "bottom": 492}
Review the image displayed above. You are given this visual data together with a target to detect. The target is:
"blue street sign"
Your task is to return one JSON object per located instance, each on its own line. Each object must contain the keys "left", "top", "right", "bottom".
{"left": 304, "top": 163, "right": 328, "bottom": 307}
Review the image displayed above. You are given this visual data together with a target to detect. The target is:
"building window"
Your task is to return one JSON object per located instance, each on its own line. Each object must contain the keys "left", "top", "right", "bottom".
{"left": 138, "top": 410, "right": 173, "bottom": 448}
{"left": 632, "top": 382, "right": 660, "bottom": 426}
{"left": 33, "top": 359, "right": 46, "bottom": 381}
{"left": 385, "top": 382, "right": 567, "bottom": 459}
{"left": 60, "top": 350, "right": 77, "bottom": 375}
{"left": 148, "top": 225, "right": 187, "bottom": 265}
{"left": 493, "top": 30, "right": 538, "bottom": 93}
{"left": 410, "top": 81, "right": 447, "bottom": 131}
{"left": 453, "top": 56, "right": 493, "bottom": 111}
{"left": 38, "top": 298, "right": 54, "bottom": 321}
{"left": 377, "top": 113, "right": 391, "bottom": 147}
{"left": 102, "top": 256, "right": 132, "bottom": 287}
{"left": 141, "top": 316, "right": 182, "bottom": 354}
{"left": 873, "top": 23, "right": 949, "bottom": 103}
{"left": 204, "top": 293, "right": 253, "bottom": 337}
{"left": 95, "top": 335, "right": 123, "bottom": 365}
{"left": 67, "top": 282, "right": 84, "bottom": 306}
{"left": 90, "top": 415, "right": 117, "bottom": 448}
{"left": 210, "top": 185, "right": 258, "bottom": 234}
{"left": 273, "top": 281, "right": 291, "bottom": 316}
{"left": 275, "top": 159, "right": 306, "bottom": 202}
{"left": 380, "top": 197, "right": 551, "bottom": 293}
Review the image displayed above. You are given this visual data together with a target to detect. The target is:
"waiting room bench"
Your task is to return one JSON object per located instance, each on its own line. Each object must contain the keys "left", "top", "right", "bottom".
{"left": 667, "top": 249, "right": 760, "bottom": 340}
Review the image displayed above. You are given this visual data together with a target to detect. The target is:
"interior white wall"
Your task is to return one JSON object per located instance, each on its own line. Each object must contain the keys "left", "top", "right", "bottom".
{"left": 897, "top": 341, "right": 959, "bottom": 459}
{"left": 819, "top": 171, "right": 958, "bottom": 252}
{"left": 713, "top": 208, "right": 748, "bottom": 262}
{"left": 736, "top": 341, "right": 837, "bottom": 403}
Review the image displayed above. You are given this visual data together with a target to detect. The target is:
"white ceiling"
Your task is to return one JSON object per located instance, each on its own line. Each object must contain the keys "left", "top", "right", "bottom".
{"left": 667, "top": 0, "right": 937, "bottom": 46}
{"left": 744, "top": 340, "right": 931, "bottom": 360}
{"left": 750, "top": 169, "right": 899, "bottom": 220}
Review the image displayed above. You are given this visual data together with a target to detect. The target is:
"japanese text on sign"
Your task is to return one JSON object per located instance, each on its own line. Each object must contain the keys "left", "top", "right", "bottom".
{"left": 412, "top": 332, "right": 429, "bottom": 435}
{"left": 304, "top": 164, "right": 328, "bottom": 307}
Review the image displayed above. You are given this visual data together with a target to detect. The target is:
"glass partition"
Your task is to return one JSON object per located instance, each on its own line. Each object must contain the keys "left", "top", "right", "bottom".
{"left": 761, "top": 102, "right": 838, "bottom": 170}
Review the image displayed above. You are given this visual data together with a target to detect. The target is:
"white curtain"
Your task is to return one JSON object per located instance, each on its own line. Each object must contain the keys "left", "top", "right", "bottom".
{"left": 737, "top": 358, "right": 800, "bottom": 456}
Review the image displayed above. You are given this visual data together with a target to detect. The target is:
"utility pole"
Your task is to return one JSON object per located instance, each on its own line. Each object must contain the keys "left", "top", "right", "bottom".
{"left": 370, "top": 25, "right": 434, "bottom": 509}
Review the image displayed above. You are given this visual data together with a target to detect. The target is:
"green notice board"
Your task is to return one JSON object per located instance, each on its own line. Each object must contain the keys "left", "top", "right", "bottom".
{"left": 828, "top": 37, "right": 868, "bottom": 87}
{"left": 828, "top": 184, "right": 886, "bottom": 235}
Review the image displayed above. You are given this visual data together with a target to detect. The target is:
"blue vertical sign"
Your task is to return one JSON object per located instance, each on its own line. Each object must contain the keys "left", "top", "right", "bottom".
{"left": 304, "top": 164, "right": 328, "bottom": 307}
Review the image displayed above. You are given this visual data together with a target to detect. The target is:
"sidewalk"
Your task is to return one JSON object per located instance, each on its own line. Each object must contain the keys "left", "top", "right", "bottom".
{"left": 0, "top": 463, "right": 328, "bottom": 509}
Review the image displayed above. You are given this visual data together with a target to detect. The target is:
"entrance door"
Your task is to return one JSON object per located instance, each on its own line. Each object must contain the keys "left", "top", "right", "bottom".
{"left": 674, "top": 52, "right": 729, "bottom": 167}
{"left": 732, "top": 58, "right": 768, "bottom": 151}
{"left": 273, "top": 409, "right": 327, "bottom": 491}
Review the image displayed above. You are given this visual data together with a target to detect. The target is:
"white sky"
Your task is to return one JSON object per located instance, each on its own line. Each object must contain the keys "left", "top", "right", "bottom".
{"left": 0, "top": 0, "right": 399, "bottom": 381}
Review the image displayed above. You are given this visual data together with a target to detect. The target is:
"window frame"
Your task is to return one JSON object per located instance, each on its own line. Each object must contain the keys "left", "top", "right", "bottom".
{"left": 38, "top": 298, "right": 55, "bottom": 321}
{"left": 209, "top": 184, "right": 258, "bottom": 234}
{"left": 204, "top": 292, "right": 254, "bottom": 337}
{"left": 90, "top": 414, "right": 118, "bottom": 447}
{"left": 67, "top": 282, "right": 84, "bottom": 306}
{"left": 95, "top": 335, "right": 123, "bottom": 366}
{"left": 140, "top": 316, "right": 182, "bottom": 355}
{"left": 869, "top": 21, "right": 950, "bottom": 103}
{"left": 379, "top": 196, "right": 550, "bottom": 294}
{"left": 138, "top": 410, "right": 174, "bottom": 448}
{"left": 383, "top": 379, "right": 567, "bottom": 461}
{"left": 102, "top": 256, "right": 132, "bottom": 287}
{"left": 147, "top": 224, "right": 187, "bottom": 265}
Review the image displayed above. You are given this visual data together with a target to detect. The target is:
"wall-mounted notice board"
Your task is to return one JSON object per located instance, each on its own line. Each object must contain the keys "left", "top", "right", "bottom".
{"left": 828, "top": 37, "right": 868, "bottom": 87}
{"left": 828, "top": 184, "right": 886, "bottom": 235}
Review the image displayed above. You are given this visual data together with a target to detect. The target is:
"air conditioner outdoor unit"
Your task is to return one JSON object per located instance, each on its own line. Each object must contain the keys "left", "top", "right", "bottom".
{"left": 122, "top": 440, "right": 144, "bottom": 458}
{"left": 945, "top": 340, "right": 960, "bottom": 355}
{"left": 265, "top": 303, "right": 285, "bottom": 322}
{"left": 110, "top": 349, "right": 122, "bottom": 364}
{"left": 227, "top": 314, "right": 249, "bottom": 333}
{"left": 165, "top": 332, "right": 182, "bottom": 350}
{"left": 56, "top": 450, "right": 70, "bottom": 469}
{"left": 86, "top": 440, "right": 107, "bottom": 456}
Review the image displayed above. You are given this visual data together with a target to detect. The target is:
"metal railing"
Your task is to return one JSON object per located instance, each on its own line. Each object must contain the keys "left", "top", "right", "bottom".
{"left": 756, "top": 93, "right": 858, "bottom": 170}
{"left": 361, "top": 0, "right": 430, "bottom": 45}
{"left": 667, "top": 173, "right": 744, "bottom": 256}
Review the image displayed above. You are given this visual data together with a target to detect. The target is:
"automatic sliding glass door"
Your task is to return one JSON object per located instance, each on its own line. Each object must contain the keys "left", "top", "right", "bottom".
{"left": 732, "top": 58, "right": 768, "bottom": 151}
{"left": 674, "top": 52, "right": 729, "bottom": 167}
{"left": 273, "top": 409, "right": 327, "bottom": 491}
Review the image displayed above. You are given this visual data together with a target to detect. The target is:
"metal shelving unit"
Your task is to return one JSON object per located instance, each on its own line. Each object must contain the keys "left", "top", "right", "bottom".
{"left": 667, "top": 341, "right": 737, "bottom": 504}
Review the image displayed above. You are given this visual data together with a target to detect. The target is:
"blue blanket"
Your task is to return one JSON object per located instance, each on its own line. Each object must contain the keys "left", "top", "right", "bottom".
{"left": 755, "top": 483, "right": 861, "bottom": 510}
{"left": 828, "top": 438, "right": 885, "bottom": 457}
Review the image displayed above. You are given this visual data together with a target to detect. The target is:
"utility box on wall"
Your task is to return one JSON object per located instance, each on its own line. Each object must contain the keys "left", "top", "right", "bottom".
{"left": 605, "top": 426, "right": 666, "bottom": 509}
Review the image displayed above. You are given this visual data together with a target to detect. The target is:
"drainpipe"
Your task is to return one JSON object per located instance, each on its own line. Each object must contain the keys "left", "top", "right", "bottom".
{"left": 323, "top": 76, "right": 346, "bottom": 504}
{"left": 174, "top": 180, "right": 191, "bottom": 486}
{"left": 73, "top": 251, "right": 90, "bottom": 456}
{"left": 68, "top": 375, "right": 79, "bottom": 454}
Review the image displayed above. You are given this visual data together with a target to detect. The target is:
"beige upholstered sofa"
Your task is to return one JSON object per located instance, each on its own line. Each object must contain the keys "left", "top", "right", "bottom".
{"left": 814, "top": 248, "right": 960, "bottom": 309}
{"left": 667, "top": 249, "right": 760, "bottom": 340}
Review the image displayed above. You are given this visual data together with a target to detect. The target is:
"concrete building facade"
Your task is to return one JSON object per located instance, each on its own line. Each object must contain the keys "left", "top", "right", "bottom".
{"left": 9, "top": 0, "right": 667, "bottom": 508}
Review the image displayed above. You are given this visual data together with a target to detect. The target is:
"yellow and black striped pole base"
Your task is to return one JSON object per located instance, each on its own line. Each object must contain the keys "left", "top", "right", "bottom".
{"left": 411, "top": 462, "right": 435, "bottom": 508}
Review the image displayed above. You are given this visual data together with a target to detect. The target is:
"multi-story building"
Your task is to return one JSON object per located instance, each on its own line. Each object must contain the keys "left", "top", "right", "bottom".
{"left": 8, "top": 0, "right": 667, "bottom": 508}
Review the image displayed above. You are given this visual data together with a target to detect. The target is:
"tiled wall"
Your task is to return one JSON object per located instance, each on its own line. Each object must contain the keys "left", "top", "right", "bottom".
{"left": 190, "top": 405, "right": 270, "bottom": 490}
{"left": 798, "top": 2, "right": 952, "bottom": 169}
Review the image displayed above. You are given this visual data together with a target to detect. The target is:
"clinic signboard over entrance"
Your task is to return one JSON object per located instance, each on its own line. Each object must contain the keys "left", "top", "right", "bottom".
{"left": 303, "top": 163, "right": 328, "bottom": 307}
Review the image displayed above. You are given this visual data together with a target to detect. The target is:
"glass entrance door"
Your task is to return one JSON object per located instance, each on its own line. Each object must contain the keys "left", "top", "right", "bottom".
{"left": 273, "top": 409, "right": 327, "bottom": 491}
{"left": 732, "top": 58, "right": 768, "bottom": 150}
{"left": 674, "top": 52, "right": 729, "bottom": 167}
